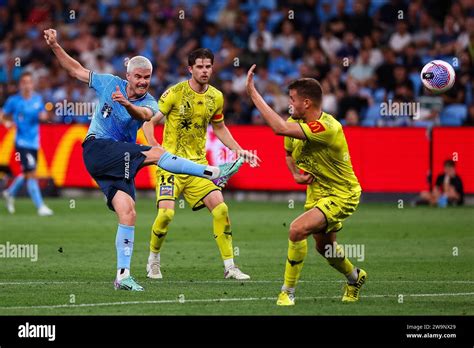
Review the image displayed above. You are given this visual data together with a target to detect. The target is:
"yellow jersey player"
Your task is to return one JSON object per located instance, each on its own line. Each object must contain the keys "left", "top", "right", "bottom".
{"left": 246, "top": 64, "right": 367, "bottom": 305}
{"left": 143, "top": 48, "right": 260, "bottom": 280}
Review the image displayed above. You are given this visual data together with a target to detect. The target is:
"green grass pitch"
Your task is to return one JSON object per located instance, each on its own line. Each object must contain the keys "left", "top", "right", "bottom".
{"left": 0, "top": 197, "right": 473, "bottom": 315}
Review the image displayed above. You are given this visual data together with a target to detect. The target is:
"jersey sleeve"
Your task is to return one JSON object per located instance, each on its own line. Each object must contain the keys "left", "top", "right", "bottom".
{"left": 284, "top": 117, "right": 297, "bottom": 152}
{"left": 142, "top": 96, "right": 159, "bottom": 115}
{"left": 284, "top": 136, "right": 294, "bottom": 152}
{"left": 89, "top": 72, "right": 118, "bottom": 92}
{"left": 210, "top": 91, "right": 224, "bottom": 123}
{"left": 299, "top": 119, "right": 337, "bottom": 145}
{"left": 158, "top": 88, "right": 175, "bottom": 116}
{"left": 2, "top": 96, "right": 15, "bottom": 114}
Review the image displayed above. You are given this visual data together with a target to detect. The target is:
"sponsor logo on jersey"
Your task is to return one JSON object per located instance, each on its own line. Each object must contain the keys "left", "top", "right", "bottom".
{"left": 160, "top": 185, "right": 174, "bottom": 196}
{"left": 307, "top": 121, "right": 325, "bottom": 133}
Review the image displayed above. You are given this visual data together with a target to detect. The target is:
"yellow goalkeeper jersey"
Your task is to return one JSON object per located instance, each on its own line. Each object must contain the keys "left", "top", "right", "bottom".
{"left": 158, "top": 80, "right": 225, "bottom": 164}
{"left": 284, "top": 112, "right": 361, "bottom": 198}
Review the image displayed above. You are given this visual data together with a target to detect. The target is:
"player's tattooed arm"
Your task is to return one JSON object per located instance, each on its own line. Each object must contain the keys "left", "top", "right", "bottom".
{"left": 111, "top": 86, "right": 153, "bottom": 121}
{"left": 142, "top": 112, "right": 165, "bottom": 146}
{"left": 246, "top": 65, "right": 306, "bottom": 140}
{"left": 43, "top": 29, "right": 90, "bottom": 83}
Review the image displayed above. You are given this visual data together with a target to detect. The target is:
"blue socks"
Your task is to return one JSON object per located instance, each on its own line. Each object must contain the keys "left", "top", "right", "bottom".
{"left": 26, "top": 178, "right": 44, "bottom": 208}
{"left": 8, "top": 175, "right": 25, "bottom": 196}
{"left": 158, "top": 151, "right": 214, "bottom": 178}
{"left": 116, "top": 224, "right": 135, "bottom": 270}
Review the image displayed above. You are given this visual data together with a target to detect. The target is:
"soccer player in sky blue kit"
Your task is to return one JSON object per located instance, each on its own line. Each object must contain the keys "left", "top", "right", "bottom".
{"left": 1, "top": 72, "right": 54, "bottom": 216}
{"left": 43, "top": 28, "right": 243, "bottom": 291}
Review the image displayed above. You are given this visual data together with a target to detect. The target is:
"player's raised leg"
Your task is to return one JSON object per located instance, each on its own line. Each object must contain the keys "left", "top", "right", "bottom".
{"left": 112, "top": 190, "right": 143, "bottom": 291}
{"left": 141, "top": 146, "right": 244, "bottom": 181}
{"left": 313, "top": 226, "right": 367, "bottom": 302}
{"left": 203, "top": 191, "right": 250, "bottom": 280}
{"left": 147, "top": 200, "right": 175, "bottom": 279}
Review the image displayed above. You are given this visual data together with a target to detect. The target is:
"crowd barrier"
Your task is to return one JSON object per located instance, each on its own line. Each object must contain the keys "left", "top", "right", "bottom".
{"left": 1, "top": 125, "right": 473, "bottom": 193}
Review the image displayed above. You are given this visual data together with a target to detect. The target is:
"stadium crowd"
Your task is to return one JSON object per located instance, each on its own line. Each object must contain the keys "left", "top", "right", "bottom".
{"left": 0, "top": 0, "right": 473, "bottom": 126}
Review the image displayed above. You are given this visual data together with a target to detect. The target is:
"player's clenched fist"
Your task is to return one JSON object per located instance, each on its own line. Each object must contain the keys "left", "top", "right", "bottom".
{"left": 112, "top": 86, "right": 131, "bottom": 107}
{"left": 293, "top": 172, "right": 314, "bottom": 185}
{"left": 43, "top": 29, "right": 58, "bottom": 47}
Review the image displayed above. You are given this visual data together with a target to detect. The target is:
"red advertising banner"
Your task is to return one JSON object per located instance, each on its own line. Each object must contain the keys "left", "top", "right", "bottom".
{"left": 432, "top": 128, "right": 474, "bottom": 193}
{"left": 1, "top": 125, "right": 473, "bottom": 193}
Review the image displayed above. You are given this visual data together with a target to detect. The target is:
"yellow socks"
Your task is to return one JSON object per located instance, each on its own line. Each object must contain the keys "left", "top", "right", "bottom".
{"left": 325, "top": 243, "right": 355, "bottom": 278}
{"left": 283, "top": 239, "right": 308, "bottom": 289}
{"left": 149, "top": 208, "right": 175, "bottom": 253}
{"left": 211, "top": 203, "right": 233, "bottom": 261}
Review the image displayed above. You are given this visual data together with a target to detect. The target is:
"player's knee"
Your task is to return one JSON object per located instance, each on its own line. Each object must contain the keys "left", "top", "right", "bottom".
{"left": 211, "top": 202, "right": 229, "bottom": 221}
{"left": 24, "top": 171, "right": 36, "bottom": 179}
{"left": 289, "top": 222, "right": 306, "bottom": 242}
{"left": 155, "top": 208, "right": 175, "bottom": 229}
{"left": 119, "top": 207, "right": 136, "bottom": 225}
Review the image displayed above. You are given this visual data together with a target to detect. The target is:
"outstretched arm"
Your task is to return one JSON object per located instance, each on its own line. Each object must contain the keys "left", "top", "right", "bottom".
{"left": 212, "top": 121, "right": 261, "bottom": 167}
{"left": 142, "top": 111, "right": 166, "bottom": 146}
{"left": 110, "top": 86, "right": 154, "bottom": 121}
{"left": 246, "top": 64, "right": 305, "bottom": 140}
{"left": 43, "top": 29, "right": 90, "bottom": 83}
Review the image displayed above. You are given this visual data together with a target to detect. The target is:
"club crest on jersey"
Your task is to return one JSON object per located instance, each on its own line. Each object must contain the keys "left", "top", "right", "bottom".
{"left": 307, "top": 121, "right": 325, "bottom": 133}
{"left": 101, "top": 103, "right": 113, "bottom": 118}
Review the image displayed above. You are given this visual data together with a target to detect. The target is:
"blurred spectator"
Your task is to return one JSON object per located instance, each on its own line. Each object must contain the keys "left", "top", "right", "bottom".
{"left": 0, "top": 0, "right": 472, "bottom": 127}
{"left": 344, "top": 108, "right": 360, "bottom": 126}
{"left": 338, "top": 79, "right": 369, "bottom": 120}
{"left": 389, "top": 21, "right": 412, "bottom": 53}
{"left": 415, "top": 160, "right": 464, "bottom": 207}
{"left": 463, "top": 104, "right": 474, "bottom": 126}
{"left": 348, "top": 49, "right": 375, "bottom": 86}
{"left": 273, "top": 20, "right": 297, "bottom": 57}
{"left": 320, "top": 27, "right": 343, "bottom": 62}
{"left": 201, "top": 23, "right": 222, "bottom": 53}
{"left": 249, "top": 19, "right": 273, "bottom": 52}
{"left": 376, "top": 48, "right": 397, "bottom": 91}
{"left": 348, "top": 0, "right": 373, "bottom": 38}
{"left": 217, "top": 0, "right": 240, "bottom": 31}
{"left": 336, "top": 31, "right": 359, "bottom": 64}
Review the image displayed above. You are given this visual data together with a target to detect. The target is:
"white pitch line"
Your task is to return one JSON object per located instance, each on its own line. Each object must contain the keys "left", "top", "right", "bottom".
{"left": 0, "top": 292, "right": 473, "bottom": 310}
{"left": 1, "top": 279, "right": 474, "bottom": 285}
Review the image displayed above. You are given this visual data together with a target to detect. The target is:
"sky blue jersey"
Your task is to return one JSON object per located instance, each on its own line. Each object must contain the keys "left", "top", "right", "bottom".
{"left": 87, "top": 72, "right": 158, "bottom": 143}
{"left": 2, "top": 92, "right": 44, "bottom": 150}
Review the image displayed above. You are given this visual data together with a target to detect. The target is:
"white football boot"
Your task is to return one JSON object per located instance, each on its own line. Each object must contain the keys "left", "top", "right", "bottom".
{"left": 2, "top": 190, "right": 15, "bottom": 214}
{"left": 224, "top": 266, "right": 250, "bottom": 280}
{"left": 38, "top": 205, "right": 53, "bottom": 216}
{"left": 146, "top": 260, "right": 163, "bottom": 279}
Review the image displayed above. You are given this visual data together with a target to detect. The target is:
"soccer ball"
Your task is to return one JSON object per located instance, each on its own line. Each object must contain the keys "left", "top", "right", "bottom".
{"left": 420, "top": 60, "right": 455, "bottom": 93}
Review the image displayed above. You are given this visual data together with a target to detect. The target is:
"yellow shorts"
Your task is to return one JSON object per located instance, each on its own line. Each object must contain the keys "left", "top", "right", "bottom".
{"left": 304, "top": 191, "right": 361, "bottom": 233}
{"left": 155, "top": 167, "right": 221, "bottom": 211}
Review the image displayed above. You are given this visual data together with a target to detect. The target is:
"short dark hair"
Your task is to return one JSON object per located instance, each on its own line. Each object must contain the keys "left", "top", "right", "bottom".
{"left": 288, "top": 78, "right": 323, "bottom": 106}
{"left": 19, "top": 72, "right": 33, "bottom": 80}
{"left": 188, "top": 48, "right": 214, "bottom": 66}
{"left": 444, "top": 159, "right": 456, "bottom": 168}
